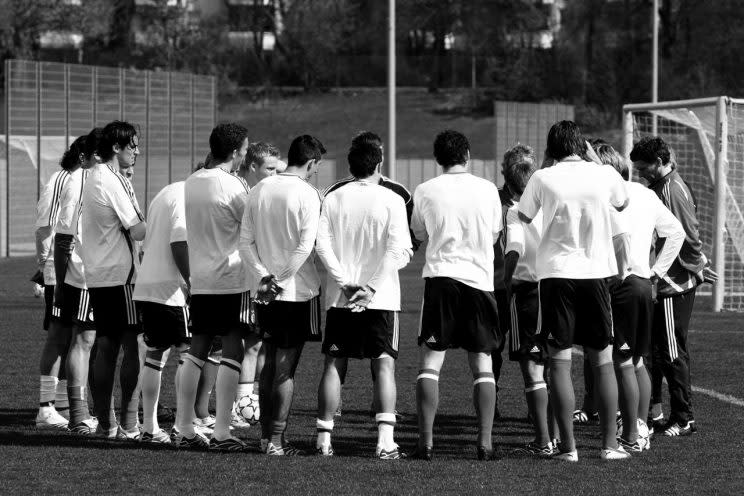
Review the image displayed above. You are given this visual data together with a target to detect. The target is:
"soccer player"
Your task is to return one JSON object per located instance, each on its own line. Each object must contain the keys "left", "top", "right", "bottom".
{"left": 237, "top": 141, "right": 286, "bottom": 188}
{"left": 518, "top": 121, "right": 630, "bottom": 461}
{"left": 411, "top": 130, "right": 502, "bottom": 461}
{"left": 630, "top": 137, "right": 717, "bottom": 437}
{"left": 323, "top": 131, "right": 419, "bottom": 416}
{"left": 132, "top": 179, "right": 191, "bottom": 443}
{"left": 501, "top": 144, "right": 556, "bottom": 456}
{"left": 33, "top": 138, "right": 82, "bottom": 429}
{"left": 175, "top": 123, "right": 250, "bottom": 451}
{"left": 54, "top": 128, "right": 103, "bottom": 435}
{"left": 240, "top": 134, "right": 325, "bottom": 456}
{"left": 314, "top": 140, "right": 412, "bottom": 458}
{"left": 80, "top": 121, "right": 146, "bottom": 439}
{"left": 593, "top": 142, "right": 685, "bottom": 451}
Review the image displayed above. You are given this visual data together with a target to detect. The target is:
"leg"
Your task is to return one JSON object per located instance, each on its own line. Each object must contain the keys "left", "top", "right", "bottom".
{"left": 194, "top": 356, "right": 218, "bottom": 419}
{"left": 269, "top": 345, "right": 304, "bottom": 449}
{"left": 259, "top": 341, "right": 276, "bottom": 443}
{"left": 580, "top": 355, "right": 596, "bottom": 417}
{"left": 175, "top": 334, "right": 211, "bottom": 437}
{"left": 93, "top": 333, "right": 123, "bottom": 432}
{"left": 549, "top": 345, "right": 575, "bottom": 453}
{"left": 254, "top": 342, "right": 266, "bottom": 396}
{"left": 635, "top": 356, "right": 652, "bottom": 424}
{"left": 119, "top": 330, "right": 142, "bottom": 432}
{"left": 66, "top": 326, "right": 96, "bottom": 426}
{"left": 587, "top": 345, "right": 619, "bottom": 449}
{"left": 141, "top": 346, "right": 171, "bottom": 434}
{"left": 664, "top": 292, "right": 695, "bottom": 428}
{"left": 373, "top": 355, "right": 398, "bottom": 452}
{"left": 416, "top": 347, "right": 446, "bottom": 451}
{"left": 212, "top": 328, "right": 244, "bottom": 441}
{"left": 39, "top": 320, "right": 72, "bottom": 407}
{"left": 614, "top": 354, "right": 639, "bottom": 443}
{"left": 237, "top": 334, "right": 261, "bottom": 400}
{"left": 468, "top": 351, "right": 496, "bottom": 451}
{"left": 649, "top": 298, "right": 665, "bottom": 421}
{"left": 520, "top": 359, "right": 550, "bottom": 446}
{"left": 316, "top": 355, "right": 344, "bottom": 451}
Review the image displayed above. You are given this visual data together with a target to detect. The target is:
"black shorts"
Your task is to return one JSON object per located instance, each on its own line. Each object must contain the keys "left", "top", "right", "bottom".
{"left": 508, "top": 281, "right": 547, "bottom": 363}
{"left": 418, "top": 277, "right": 501, "bottom": 353}
{"left": 53, "top": 283, "right": 95, "bottom": 331}
{"left": 494, "top": 288, "right": 509, "bottom": 353}
{"left": 322, "top": 308, "right": 399, "bottom": 359}
{"left": 539, "top": 278, "right": 613, "bottom": 351}
{"left": 43, "top": 284, "right": 56, "bottom": 331}
{"left": 137, "top": 301, "right": 191, "bottom": 349}
{"left": 609, "top": 275, "right": 653, "bottom": 359}
{"left": 88, "top": 284, "right": 140, "bottom": 337}
{"left": 256, "top": 296, "right": 322, "bottom": 349}
{"left": 190, "top": 291, "right": 256, "bottom": 337}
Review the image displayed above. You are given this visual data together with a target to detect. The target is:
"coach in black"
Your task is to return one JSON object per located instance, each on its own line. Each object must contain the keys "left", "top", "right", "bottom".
{"left": 631, "top": 137, "right": 717, "bottom": 437}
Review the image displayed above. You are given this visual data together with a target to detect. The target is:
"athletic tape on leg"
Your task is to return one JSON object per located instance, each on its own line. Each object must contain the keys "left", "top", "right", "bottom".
{"left": 417, "top": 368, "right": 440, "bottom": 382}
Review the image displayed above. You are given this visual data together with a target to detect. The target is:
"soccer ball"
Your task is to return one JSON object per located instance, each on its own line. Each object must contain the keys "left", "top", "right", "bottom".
{"left": 234, "top": 394, "right": 260, "bottom": 425}
{"left": 616, "top": 417, "right": 650, "bottom": 450}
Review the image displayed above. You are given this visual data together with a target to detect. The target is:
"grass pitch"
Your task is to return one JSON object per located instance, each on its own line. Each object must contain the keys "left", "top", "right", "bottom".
{"left": 1, "top": 255, "right": 743, "bottom": 495}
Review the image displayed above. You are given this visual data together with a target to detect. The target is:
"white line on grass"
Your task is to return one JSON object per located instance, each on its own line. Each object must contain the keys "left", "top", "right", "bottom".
{"left": 570, "top": 348, "right": 744, "bottom": 408}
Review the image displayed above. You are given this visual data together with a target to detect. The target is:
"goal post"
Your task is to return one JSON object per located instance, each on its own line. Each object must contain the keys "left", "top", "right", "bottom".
{"left": 623, "top": 96, "right": 744, "bottom": 312}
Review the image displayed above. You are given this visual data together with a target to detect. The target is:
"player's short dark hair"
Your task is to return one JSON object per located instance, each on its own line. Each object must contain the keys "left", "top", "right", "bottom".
{"left": 594, "top": 143, "right": 629, "bottom": 180}
{"left": 502, "top": 144, "right": 537, "bottom": 193}
{"left": 243, "top": 142, "right": 280, "bottom": 170}
{"left": 546, "top": 120, "right": 586, "bottom": 161}
{"left": 83, "top": 127, "right": 103, "bottom": 161}
{"left": 433, "top": 130, "right": 469, "bottom": 168}
{"left": 629, "top": 136, "right": 671, "bottom": 166}
{"left": 287, "top": 135, "right": 326, "bottom": 167}
{"left": 97, "top": 121, "right": 138, "bottom": 162}
{"left": 351, "top": 131, "right": 383, "bottom": 149}
{"left": 60, "top": 135, "right": 87, "bottom": 171}
{"left": 209, "top": 123, "right": 249, "bottom": 162}
{"left": 348, "top": 142, "right": 382, "bottom": 179}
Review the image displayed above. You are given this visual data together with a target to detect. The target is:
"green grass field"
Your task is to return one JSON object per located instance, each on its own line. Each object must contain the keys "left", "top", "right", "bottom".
{"left": 1, "top": 255, "right": 743, "bottom": 495}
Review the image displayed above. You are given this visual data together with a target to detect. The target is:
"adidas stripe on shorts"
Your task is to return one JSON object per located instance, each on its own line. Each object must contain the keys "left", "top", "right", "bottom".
{"left": 507, "top": 280, "right": 547, "bottom": 364}
{"left": 88, "top": 284, "right": 139, "bottom": 337}
{"left": 609, "top": 275, "right": 653, "bottom": 359}
{"left": 255, "top": 296, "right": 322, "bottom": 349}
{"left": 322, "top": 308, "right": 399, "bottom": 359}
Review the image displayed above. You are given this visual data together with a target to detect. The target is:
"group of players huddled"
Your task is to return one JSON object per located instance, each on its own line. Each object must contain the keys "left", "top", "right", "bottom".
{"left": 32, "top": 118, "right": 713, "bottom": 461}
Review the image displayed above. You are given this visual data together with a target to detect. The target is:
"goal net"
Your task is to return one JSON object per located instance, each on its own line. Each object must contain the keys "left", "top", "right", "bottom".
{"left": 623, "top": 97, "right": 744, "bottom": 312}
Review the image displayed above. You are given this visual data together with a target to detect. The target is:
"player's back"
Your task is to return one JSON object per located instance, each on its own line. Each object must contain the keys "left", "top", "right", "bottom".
{"left": 134, "top": 181, "right": 187, "bottom": 305}
{"left": 185, "top": 167, "right": 248, "bottom": 294}
{"left": 412, "top": 173, "right": 501, "bottom": 291}
{"left": 55, "top": 167, "right": 88, "bottom": 289}
{"left": 248, "top": 173, "right": 321, "bottom": 300}
{"left": 35, "top": 169, "right": 72, "bottom": 285}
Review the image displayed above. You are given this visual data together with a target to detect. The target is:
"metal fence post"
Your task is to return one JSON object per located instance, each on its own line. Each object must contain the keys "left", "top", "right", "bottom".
{"left": 2, "top": 60, "right": 10, "bottom": 257}
{"left": 36, "top": 62, "right": 41, "bottom": 200}
{"left": 190, "top": 75, "right": 195, "bottom": 169}
{"left": 64, "top": 64, "right": 70, "bottom": 149}
{"left": 168, "top": 72, "right": 173, "bottom": 184}
{"left": 144, "top": 70, "right": 150, "bottom": 217}
{"left": 713, "top": 97, "right": 728, "bottom": 311}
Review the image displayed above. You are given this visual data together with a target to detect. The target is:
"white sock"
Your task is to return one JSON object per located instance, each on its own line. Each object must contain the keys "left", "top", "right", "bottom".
{"left": 55, "top": 380, "right": 69, "bottom": 409}
{"left": 236, "top": 382, "right": 253, "bottom": 400}
{"left": 213, "top": 359, "right": 241, "bottom": 441}
{"left": 142, "top": 357, "right": 166, "bottom": 433}
{"left": 376, "top": 413, "right": 396, "bottom": 450}
{"left": 316, "top": 418, "right": 334, "bottom": 448}
{"left": 175, "top": 355, "right": 203, "bottom": 437}
{"left": 40, "top": 375, "right": 58, "bottom": 406}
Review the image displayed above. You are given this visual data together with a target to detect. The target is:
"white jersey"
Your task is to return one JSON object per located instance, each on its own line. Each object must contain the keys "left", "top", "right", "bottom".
{"left": 618, "top": 181, "right": 685, "bottom": 279}
{"left": 133, "top": 182, "right": 188, "bottom": 306}
{"left": 519, "top": 158, "right": 628, "bottom": 280}
{"left": 240, "top": 173, "right": 321, "bottom": 302}
{"left": 80, "top": 163, "right": 144, "bottom": 288}
{"left": 410, "top": 172, "right": 502, "bottom": 292}
{"left": 55, "top": 168, "right": 88, "bottom": 289}
{"left": 35, "top": 169, "right": 72, "bottom": 285}
{"left": 185, "top": 167, "right": 249, "bottom": 295}
{"left": 505, "top": 202, "right": 543, "bottom": 283}
{"left": 316, "top": 181, "right": 413, "bottom": 311}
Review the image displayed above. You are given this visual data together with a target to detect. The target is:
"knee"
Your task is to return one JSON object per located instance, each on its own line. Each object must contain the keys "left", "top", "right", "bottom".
{"left": 588, "top": 346, "right": 613, "bottom": 367}
{"left": 78, "top": 331, "right": 96, "bottom": 351}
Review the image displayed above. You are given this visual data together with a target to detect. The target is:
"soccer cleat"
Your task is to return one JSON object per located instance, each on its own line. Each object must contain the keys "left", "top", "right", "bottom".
{"left": 95, "top": 424, "right": 119, "bottom": 439}
{"left": 209, "top": 436, "right": 247, "bottom": 453}
{"left": 140, "top": 429, "right": 171, "bottom": 444}
{"left": 230, "top": 410, "right": 251, "bottom": 430}
{"left": 376, "top": 445, "right": 406, "bottom": 460}
{"left": 514, "top": 441, "right": 555, "bottom": 457}
{"left": 175, "top": 433, "right": 209, "bottom": 450}
{"left": 572, "top": 409, "right": 597, "bottom": 424}
{"left": 601, "top": 445, "right": 631, "bottom": 460}
{"left": 617, "top": 437, "right": 644, "bottom": 453}
{"left": 194, "top": 415, "right": 216, "bottom": 436}
{"left": 648, "top": 412, "right": 665, "bottom": 433}
{"left": 282, "top": 443, "right": 305, "bottom": 456}
{"left": 116, "top": 425, "right": 142, "bottom": 441}
{"left": 664, "top": 422, "right": 694, "bottom": 437}
{"left": 35, "top": 408, "right": 69, "bottom": 430}
{"left": 409, "top": 446, "right": 433, "bottom": 461}
{"left": 552, "top": 449, "right": 579, "bottom": 462}
{"left": 316, "top": 444, "right": 335, "bottom": 456}
{"left": 68, "top": 417, "right": 98, "bottom": 435}
{"left": 477, "top": 446, "right": 495, "bottom": 461}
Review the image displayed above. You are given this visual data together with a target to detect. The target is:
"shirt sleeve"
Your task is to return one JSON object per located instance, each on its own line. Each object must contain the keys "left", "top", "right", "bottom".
{"left": 504, "top": 206, "right": 525, "bottom": 257}
{"left": 315, "top": 196, "right": 348, "bottom": 288}
{"left": 652, "top": 190, "right": 688, "bottom": 277}
{"left": 518, "top": 172, "right": 541, "bottom": 220}
{"left": 666, "top": 178, "right": 707, "bottom": 274}
{"left": 492, "top": 186, "right": 504, "bottom": 243}
{"left": 169, "top": 193, "right": 187, "bottom": 243}
{"left": 227, "top": 179, "right": 249, "bottom": 224}
{"left": 35, "top": 176, "right": 56, "bottom": 228}
{"left": 107, "top": 174, "right": 144, "bottom": 229}
{"left": 275, "top": 187, "right": 321, "bottom": 287}
{"left": 410, "top": 187, "right": 428, "bottom": 243}
{"left": 609, "top": 170, "right": 629, "bottom": 209}
{"left": 366, "top": 195, "right": 413, "bottom": 290}
{"left": 239, "top": 191, "right": 271, "bottom": 281}
{"left": 54, "top": 175, "right": 80, "bottom": 236}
